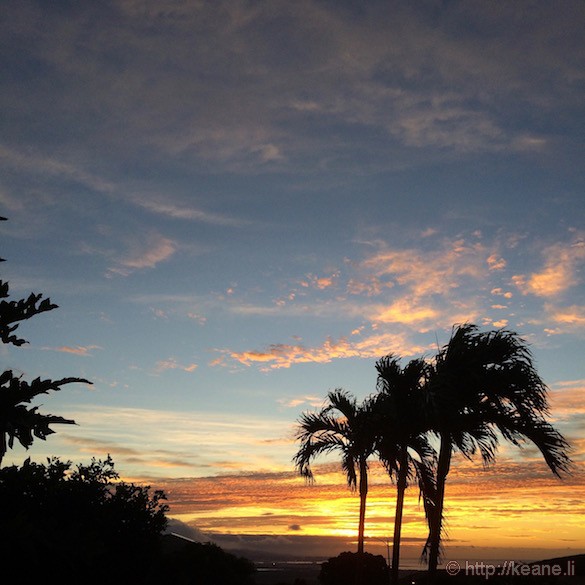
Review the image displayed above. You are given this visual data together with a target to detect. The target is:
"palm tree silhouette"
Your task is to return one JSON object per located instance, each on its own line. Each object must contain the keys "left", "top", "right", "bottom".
{"left": 424, "top": 324, "right": 572, "bottom": 580}
{"left": 293, "top": 389, "right": 377, "bottom": 556}
{"left": 373, "top": 356, "right": 436, "bottom": 585}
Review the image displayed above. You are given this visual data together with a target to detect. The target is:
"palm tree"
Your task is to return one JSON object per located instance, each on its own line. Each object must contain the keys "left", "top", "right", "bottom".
{"left": 373, "top": 356, "right": 436, "bottom": 585}
{"left": 424, "top": 324, "right": 572, "bottom": 580}
{"left": 293, "top": 389, "right": 377, "bottom": 556}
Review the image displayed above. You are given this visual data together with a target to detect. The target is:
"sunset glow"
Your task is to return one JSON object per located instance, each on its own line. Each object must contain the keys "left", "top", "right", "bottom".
{"left": 1, "top": 0, "right": 584, "bottom": 567}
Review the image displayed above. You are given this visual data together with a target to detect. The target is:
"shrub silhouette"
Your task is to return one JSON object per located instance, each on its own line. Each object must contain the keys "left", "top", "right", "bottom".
{"left": 0, "top": 456, "right": 168, "bottom": 584}
{"left": 319, "top": 551, "right": 389, "bottom": 585}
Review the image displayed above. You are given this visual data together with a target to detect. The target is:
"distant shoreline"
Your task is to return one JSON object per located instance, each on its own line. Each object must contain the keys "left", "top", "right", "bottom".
{"left": 252, "top": 554, "right": 584, "bottom": 585}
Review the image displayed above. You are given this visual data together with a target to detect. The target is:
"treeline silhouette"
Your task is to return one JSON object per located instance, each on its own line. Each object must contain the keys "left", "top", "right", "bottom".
{"left": 0, "top": 456, "right": 255, "bottom": 585}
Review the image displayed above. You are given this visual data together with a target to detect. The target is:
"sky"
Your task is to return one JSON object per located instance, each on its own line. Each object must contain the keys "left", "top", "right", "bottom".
{"left": 1, "top": 0, "right": 584, "bottom": 566}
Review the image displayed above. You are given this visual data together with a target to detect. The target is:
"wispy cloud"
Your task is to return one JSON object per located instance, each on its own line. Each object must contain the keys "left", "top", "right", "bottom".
{"left": 154, "top": 357, "right": 198, "bottom": 374}
{"left": 213, "top": 331, "right": 426, "bottom": 371}
{"left": 107, "top": 231, "right": 176, "bottom": 276}
{"left": 44, "top": 344, "right": 102, "bottom": 356}
{"left": 47, "top": 406, "right": 297, "bottom": 479}
{"left": 513, "top": 235, "right": 585, "bottom": 297}
{"left": 277, "top": 395, "right": 325, "bottom": 409}
{"left": 360, "top": 237, "right": 488, "bottom": 298}
{"left": 130, "top": 196, "right": 249, "bottom": 227}
{"left": 5, "top": 2, "right": 577, "bottom": 176}
{"left": 0, "top": 144, "right": 114, "bottom": 193}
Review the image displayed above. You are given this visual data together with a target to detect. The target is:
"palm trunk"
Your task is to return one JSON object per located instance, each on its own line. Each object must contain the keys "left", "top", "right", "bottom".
{"left": 391, "top": 446, "right": 409, "bottom": 585}
{"left": 357, "top": 457, "right": 368, "bottom": 554}
{"left": 354, "top": 457, "right": 369, "bottom": 585}
{"left": 427, "top": 433, "right": 452, "bottom": 582}
{"left": 0, "top": 428, "right": 6, "bottom": 467}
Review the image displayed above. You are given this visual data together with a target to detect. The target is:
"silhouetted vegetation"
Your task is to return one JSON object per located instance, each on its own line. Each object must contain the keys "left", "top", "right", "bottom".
{"left": 0, "top": 455, "right": 168, "bottom": 584}
{"left": 0, "top": 455, "right": 257, "bottom": 585}
{"left": 0, "top": 217, "right": 91, "bottom": 464}
{"left": 373, "top": 356, "right": 436, "bottom": 585}
{"left": 294, "top": 323, "right": 572, "bottom": 585}
{"left": 423, "top": 325, "right": 572, "bottom": 581}
{"left": 294, "top": 390, "right": 377, "bottom": 555}
{"left": 319, "top": 551, "right": 388, "bottom": 585}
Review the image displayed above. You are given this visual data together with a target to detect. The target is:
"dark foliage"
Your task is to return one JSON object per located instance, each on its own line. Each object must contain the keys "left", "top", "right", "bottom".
{"left": 0, "top": 456, "right": 169, "bottom": 585}
{"left": 157, "top": 535, "right": 256, "bottom": 585}
{"left": 0, "top": 455, "right": 258, "bottom": 585}
{"left": 0, "top": 217, "right": 91, "bottom": 463}
{"left": 319, "top": 551, "right": 389, "bottom": 585}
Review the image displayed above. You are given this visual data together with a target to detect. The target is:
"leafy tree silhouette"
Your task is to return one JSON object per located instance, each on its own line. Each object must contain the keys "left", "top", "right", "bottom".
{"left": 0, "top": 455, "right": 169, "bottom": 584}
{"left": 0, "top": 217, "right": 91, "bottom": 464}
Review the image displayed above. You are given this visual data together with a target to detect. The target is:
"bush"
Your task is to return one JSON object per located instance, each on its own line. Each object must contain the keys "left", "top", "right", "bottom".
{"left": 319, "top": 551, "right": 389, "bottom": 585}
{"left": 0, "top": 455, "right": 168, "bottom": 585}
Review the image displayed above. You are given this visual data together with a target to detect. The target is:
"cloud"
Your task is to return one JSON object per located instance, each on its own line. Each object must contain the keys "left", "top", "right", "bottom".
{"left": 0, "top": 144, "right": 114, "bottom": 193}
{"left": 108, "top": 231, "right": 177, "bottom": 275}
{"left": 154, "top": 358, "right": 198, "bottom": 374}
{"left": 130, "top": 195, "right": 248, "bottom": 227}
{"left": 47, "top": 405, "right": 297, "bottom": 479}
{"left": 278, "top": 395, "right": 325, "bottom": 409}
{"left": 45, "top": 344, "right": 102, "bottom": 356}
{"left": 549, "top": 380, "right": 585, "bottom": 417}
{"left": 5, "top": 1, "right": 580, "bottom": 177}
{"left": 370, "top": 298, "right": 438, "bottom": 324}
{"left": 213, "top": 331, "right": 426, "bottom": 371}
{"left": 61, "top": 436, "right": 198, "bottom": 470}
{"left": 513, "top": 237, "right": 585, "bottom": 297}
{"left": 487, "top": 254, "right": 506, "bottom": 271}
{"left": 546, "top": 304, "right": 585, "bottom": 330}
{"left": 360, "top": 237, "right": 488, "bottom": 299}
{"left": 300, "top": 273, "right": 338, "bottom": 290}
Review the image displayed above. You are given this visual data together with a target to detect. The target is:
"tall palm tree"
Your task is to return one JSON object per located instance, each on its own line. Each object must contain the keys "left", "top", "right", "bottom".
{"left": 293, "top": 389, "right": 377, "bottom": 556}
{"left": 424, "top": 324, "right": 572, "bottom": 580}
{"left": 373, "top": 355, "right": 436, "bottom": 585}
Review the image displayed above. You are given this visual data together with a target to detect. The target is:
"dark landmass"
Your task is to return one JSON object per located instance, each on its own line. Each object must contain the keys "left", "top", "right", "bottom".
{"left": 251, "top": 554, "right": 585, "bottom": 585}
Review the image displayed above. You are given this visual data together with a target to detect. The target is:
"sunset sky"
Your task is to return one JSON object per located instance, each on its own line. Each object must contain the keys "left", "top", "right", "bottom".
{"left": 1, "top": 0, "right": 584, "bottom": 565}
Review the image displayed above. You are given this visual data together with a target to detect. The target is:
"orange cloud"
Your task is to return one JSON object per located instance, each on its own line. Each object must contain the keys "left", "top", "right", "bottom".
{"left": 301, "top": 273, "right": 339, "bottom": 290}
{"left": 154, "top": 358, "right": 198, "bottom": 373}
{"left": 157, "top": 456, "right": 585, "bottom": 556}
{"left": 278, "top": 395, "right": 325, "bottom": 409}
{"left": 49, "top": 344, "right": 101, "bottom": 356}
{"left": 548, "top": 304, "right": 585, "bottom": 327}
{"left": 213, "top": 332, "right": 426, "bottom": 370}
{"left": 549, "top": 379, "right": 585, "bottom": 417}
{"left": 360, "top": 237, "right": 489, "bottom": 299}
{"left": 487, "top": 254, "right": 506, "bottom": 271}
{"left": 370, "top": 298, "right": 438, "bottom": 324}
{"left": 491, "top": 287, "right": 513, "bottom": 299}
{"left": 513, "top": 237, "right": 585, "bottom": 297}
